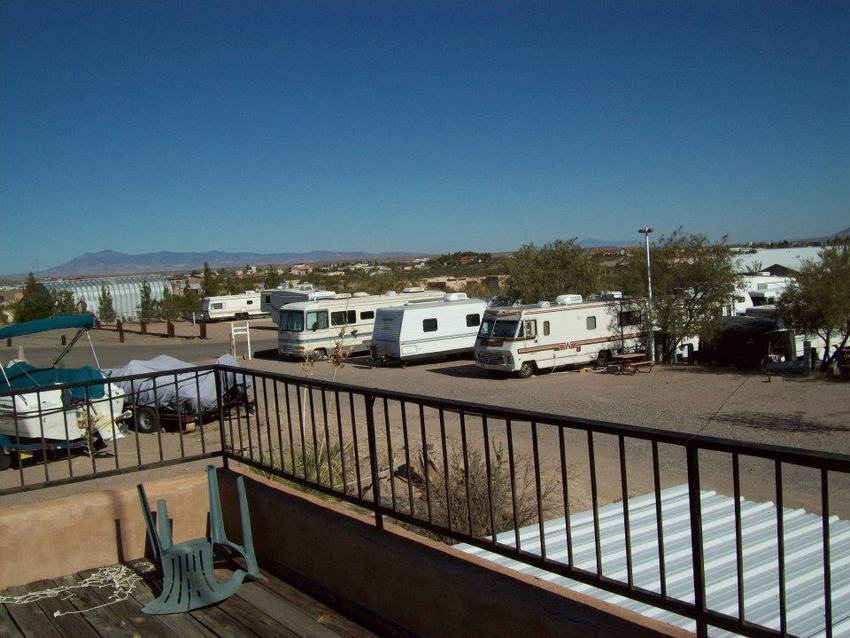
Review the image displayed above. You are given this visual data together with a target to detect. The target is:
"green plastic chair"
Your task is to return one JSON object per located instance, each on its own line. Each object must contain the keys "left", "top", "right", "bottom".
{"left": 137, "top": 465, "right": 260, "bottom": 614}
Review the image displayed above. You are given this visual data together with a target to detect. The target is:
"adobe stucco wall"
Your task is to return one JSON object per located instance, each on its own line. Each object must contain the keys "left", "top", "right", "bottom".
{"left": 0, "top": 471, "right": 209, "bottom": 589}
{"left": 218, "top": 468, "right": 691, "bottom": 638}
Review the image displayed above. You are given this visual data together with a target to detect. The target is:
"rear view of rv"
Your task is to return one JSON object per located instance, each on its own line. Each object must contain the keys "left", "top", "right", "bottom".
{"left": 371, "top": 294, "right": 488, "bottom": 365}
{"left": 202, "top": 292, "right": 266, "bottom": 322}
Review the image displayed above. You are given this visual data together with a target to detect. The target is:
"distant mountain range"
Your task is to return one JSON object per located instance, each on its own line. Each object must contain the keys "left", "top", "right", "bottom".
{"left": 6, "top": 228, "right": 845, "bottom": 279}
{"left": 28, "top": 250, "right": 429, "bottom": 278}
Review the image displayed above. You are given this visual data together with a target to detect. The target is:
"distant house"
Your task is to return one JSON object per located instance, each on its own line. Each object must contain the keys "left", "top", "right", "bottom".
{"left": 734, "top": 247, "right": 823, "bottom": 276}
{"left": 289, "top": 264, "right": 313, "bottom": 276}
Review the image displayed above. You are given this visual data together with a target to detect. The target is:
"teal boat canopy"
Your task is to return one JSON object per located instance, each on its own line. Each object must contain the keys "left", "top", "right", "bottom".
{"left": 0, "top": 314, "right": 96, "bottom": 339}
{"left": 0, "top": 361, "right": 106, "bottom": 399}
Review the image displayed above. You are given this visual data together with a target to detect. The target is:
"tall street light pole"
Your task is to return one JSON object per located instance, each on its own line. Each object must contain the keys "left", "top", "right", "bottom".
{"left": 639, "top": 227, "right": 655, "bottom": 363}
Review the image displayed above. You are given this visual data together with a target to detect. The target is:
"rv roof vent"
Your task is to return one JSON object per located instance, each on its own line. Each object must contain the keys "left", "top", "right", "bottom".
{"left": 537, "top": 300, "right": 551, "bottom": 307}
{"left": 402, "top": 286, "right": 426, "bottom": 293}
{"left": 601, "top": 291, "right": 623, "bottom": 300}
{"left": 352, "top": 292, "right": 369, "bottom": 297}
{"left": 443, "top": 292, "right": 468, "bottom": 302}
{"left": 332, "top": 293, "right": 352, "bottom": 299}
{"left": 555, "top": 294, "right": 583, "bottom": 306}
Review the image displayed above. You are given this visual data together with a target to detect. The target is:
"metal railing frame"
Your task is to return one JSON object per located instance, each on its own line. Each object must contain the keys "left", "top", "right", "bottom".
{"left": 2, "top": 363, "right": 847, "bottom": 638}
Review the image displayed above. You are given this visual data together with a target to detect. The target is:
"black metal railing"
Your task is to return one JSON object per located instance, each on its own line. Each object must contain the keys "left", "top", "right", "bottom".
{"left": 2, "top": 363, "right": 848, "bottom": 638}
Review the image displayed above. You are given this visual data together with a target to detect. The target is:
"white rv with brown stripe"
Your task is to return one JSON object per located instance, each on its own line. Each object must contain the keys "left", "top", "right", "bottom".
{"left": 473, "top": 295, "right": 645, "bottom": 378}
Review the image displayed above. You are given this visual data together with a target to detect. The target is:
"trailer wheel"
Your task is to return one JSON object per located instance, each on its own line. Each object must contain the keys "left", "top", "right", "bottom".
{"left": 312, "top": 348, "right": 328, "bottom": 361}
{"left": 133, "top": 406, "right": 160, "bottom": 434}
{"left": 0, "top": 451, "right": 11, "bottom": 472}
{"left": 597, "top": 350, "right": 611, "bottom": 366}
{"left": 517, "top": 361, "right": 535, "bottom": 378}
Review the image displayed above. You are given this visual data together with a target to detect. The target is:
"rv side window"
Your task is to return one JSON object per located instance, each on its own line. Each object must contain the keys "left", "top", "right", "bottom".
{"left": 307, "top": 310, "right": 329, "bottom": 331}
{"left": 360, "top": 311, "right": 375, "bottom": 320}
{"left": 331, "top": 310, "right": 356, "bottom": 326}
{"left": 265, "top": 295, "right": 271, "bottom": 303}
{"left": 523, "top": 320, "right": 537, "bottom": 339}
{"left": 212, "top": 303, "right": 224, "bottom": 310}
{"left": 479, "top": 319, "right": 495, "bottom": 337}
{"left": 586, "top": 316, "right": 597, "bottom": 330}
{"left": 279, "top": 310, "right": 304, "bottom": 332}
{"left": 618, "top": 310, "right": 641, "bottom": 327}
{"left": 423, "top": 318, "right": 438, "bottom": 332}
{"left": 466, "top": 313, "right": 480, "bottom": 327}
{"left": 246, "top": 300, "right": 253, "bottom": 305}
{"left": 543, "top": 321, "right": 550, "bottom": 336}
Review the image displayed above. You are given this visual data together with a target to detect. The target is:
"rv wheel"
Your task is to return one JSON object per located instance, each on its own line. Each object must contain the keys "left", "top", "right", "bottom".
{"left": 0, "top": 451, "right": 11, "bottom": 472}
{"left": 597, "top": 350, "right": 611, "bottom": 366}
{"left": 312, "top": 348, "right": 328, "bottom": 361}
{"left": 517, "top": 361, "right": 535, "bottom": 379}
{"left": 133, "top": 406, "right": 160, "bottom": 434}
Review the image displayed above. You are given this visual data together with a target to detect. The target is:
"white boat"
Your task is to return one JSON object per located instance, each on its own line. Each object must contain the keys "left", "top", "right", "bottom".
{"left": 0, "top": 314, "right": 127, "bottom": 452}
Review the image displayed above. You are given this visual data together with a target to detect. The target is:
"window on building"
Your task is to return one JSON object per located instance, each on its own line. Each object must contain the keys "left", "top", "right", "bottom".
{"left": 586, "top": 316, "right": 597, "bottom": 330}
{"left": 543, "top": 321, "right": 550, "bottom": 336}
{"left": 466, "top": 313, "right": 481, "bottom": 327}
{"left": 360, "top": 310, "right": 374, "bottom": 320}
{"left": 423, "top": 318, "right": 438, "bottom": 332}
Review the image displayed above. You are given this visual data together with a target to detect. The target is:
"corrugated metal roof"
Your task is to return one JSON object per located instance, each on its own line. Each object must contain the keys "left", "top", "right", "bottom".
{"left": 456, "top": 485, "right": 850, "bottom": 637}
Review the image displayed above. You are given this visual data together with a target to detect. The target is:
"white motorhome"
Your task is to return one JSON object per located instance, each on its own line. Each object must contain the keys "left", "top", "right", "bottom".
{"left": 473, "top": 295, "right": 644, "bottom": 377}
{"left": 260, "top": 286, "right": 336, "bottom": 324}
{"left": 202, "top": 291, "right": 266, "bottom": 322}
{"left": 370, "top": 294, "right": 488, "bottom": 365}
{"left": 277, "top": 288, "right": 445, "bottom": 359}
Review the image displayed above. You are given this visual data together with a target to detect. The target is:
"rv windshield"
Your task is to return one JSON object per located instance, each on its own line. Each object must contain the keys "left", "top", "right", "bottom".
{"left": 479, "top": 318, "right": 519, "bottom": 339}
{"left": 279, "top": 310, "right": 304, "bottom": 332}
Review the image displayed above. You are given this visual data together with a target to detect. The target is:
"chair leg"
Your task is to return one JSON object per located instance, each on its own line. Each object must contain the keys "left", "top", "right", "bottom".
{"left": 137, "top": 484, "right": 162, "bottom": 567}
{"left": 157, "top": 499, "right": 173, "bottom": 552}
{"left": 206, "top": 464, "right": 228, "bottom": 545}
{"left": 236, "top": 476, "right": 259, "bottom": 579}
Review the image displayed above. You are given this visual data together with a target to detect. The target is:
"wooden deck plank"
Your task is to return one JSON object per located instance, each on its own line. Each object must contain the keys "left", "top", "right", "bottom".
{"left": 54, "top": 572, "right": 177, "bottom": 638}
{"left": 30, "top": 579, "right": 102, "bottom": 638}
{"left": 190, "top": 601, "right": 269, "bottom": 638}
{"left": 213, "top": 585, "right": 303, "bottom": 638}
{"left": 0, "top": 601, "right": 26, "bottom": 638}
{"left": 233, "top": 579, "right": 343, "bottom": 638}
{"left": 128, "top": 575, "right": 221, "bottom": 638}
{"left": 258, "top": 573, "right": 379, "bottom": 638}
{"left": 3, "top": 585, "right": 64, "bottom": 638}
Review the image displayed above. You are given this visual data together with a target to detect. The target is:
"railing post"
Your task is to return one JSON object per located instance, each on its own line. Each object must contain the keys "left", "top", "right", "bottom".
{"left": 215, "top": 365, "right": 229, "bottom": 470}
{"left": 686, "top": 443, "right": 707, "bottom": 638}
{"left": 364, "top": 392, "right": 383, "bottom": 529}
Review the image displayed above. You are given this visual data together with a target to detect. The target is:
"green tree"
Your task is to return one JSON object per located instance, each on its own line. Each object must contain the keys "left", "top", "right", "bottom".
{"left": 202, "top": 261, "right": 219, "bottom": 297}
{"left": 179, "top": 289, "right": 203, "bottom": 320}
{"left": 264, "top": 267, "right": 281, "bottom": 289}
{"left": 620, "top": 230, "right": 737, "bottom": 363}
{"left": 160, "top": 286, "right": 180, "bottom": 321}
{"left": 50, "top": 290, "right": 76, "bottom": 316}
{"left": 97, "top": 285, "right": 117, "bottom": 323}
{"left": 778, "top": 242, "right": 850, "bottom": 369}
{"left": 14, "top": 273, "right": 53, "bottom": 322}
{"left": 138, "top": 281, "right": 159, "bottom": 321}
{"left": 507, "top": 239, "right": 605, "bottom": 302}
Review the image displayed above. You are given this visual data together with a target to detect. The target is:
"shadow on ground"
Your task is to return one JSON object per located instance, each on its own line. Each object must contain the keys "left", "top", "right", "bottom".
{"left": 426, "top": 363, "right": 500, "bottom": 379}
{"left": 712, "top": 411, "right": 850, "bottom": 434}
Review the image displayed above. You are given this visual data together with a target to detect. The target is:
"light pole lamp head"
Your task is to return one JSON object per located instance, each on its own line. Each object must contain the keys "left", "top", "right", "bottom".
{"left": 638, "top": 227, "right": 654, "bottom": 235}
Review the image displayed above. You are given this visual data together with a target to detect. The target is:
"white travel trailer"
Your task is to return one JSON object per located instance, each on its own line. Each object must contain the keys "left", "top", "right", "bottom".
{"left": 260, "top": 286, "right": 336, "bottom": 324}
{"left": 473, "top": 295, "right": 644, "bottom": 377}
{"left": 277, "top": 288, "right": 444, "bottom": 359}
{"left": 202, "top": 292, "right": 265, "bottom": 322}
{"left": 370, "top": 294, "right": 488, "bottom": 364}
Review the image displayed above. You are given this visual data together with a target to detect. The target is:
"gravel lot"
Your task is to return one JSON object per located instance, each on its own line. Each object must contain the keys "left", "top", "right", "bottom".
{"left": 3, "top": 323, "right": 849, "bottom": 520}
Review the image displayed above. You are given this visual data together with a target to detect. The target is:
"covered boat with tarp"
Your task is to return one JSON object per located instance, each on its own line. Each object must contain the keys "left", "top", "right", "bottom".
{"left": 0, "top": 314, "right": 126, "bottom": 470}
{"left": 108, "top": 354, "right": 252, "bottom": 433}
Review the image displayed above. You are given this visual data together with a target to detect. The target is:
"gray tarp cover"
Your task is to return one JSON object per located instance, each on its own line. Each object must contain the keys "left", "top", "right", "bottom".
{"left": 107, "top": 354, "right": 250, "bottom": 412}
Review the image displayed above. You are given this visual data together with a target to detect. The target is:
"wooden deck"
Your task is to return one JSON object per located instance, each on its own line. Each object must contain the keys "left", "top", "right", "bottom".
{"left": 0, "top": 564, "right": 378, "bottom": 638}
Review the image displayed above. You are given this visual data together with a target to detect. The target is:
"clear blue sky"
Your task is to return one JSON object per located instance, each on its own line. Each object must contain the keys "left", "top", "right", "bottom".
{"left": 2, "top": 1, "right": 849, "bottom": 274}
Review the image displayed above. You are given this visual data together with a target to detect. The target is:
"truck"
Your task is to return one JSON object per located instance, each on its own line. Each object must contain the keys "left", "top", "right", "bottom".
{"left": 473, "top": 294, "right": 644, "bottom": 377}
{"left": 370, "top": 293, "right": 488, "bottom": 365}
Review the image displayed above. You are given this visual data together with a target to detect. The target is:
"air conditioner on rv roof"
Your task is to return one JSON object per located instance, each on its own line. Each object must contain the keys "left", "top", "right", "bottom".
{"left": 555, "top": 294, "right": 583, "bottom": 305}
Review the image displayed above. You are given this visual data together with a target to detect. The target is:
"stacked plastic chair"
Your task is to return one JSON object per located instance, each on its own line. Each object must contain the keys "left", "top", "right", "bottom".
{"left": 136, "top": 465, "right": 260, "bottom": 614}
